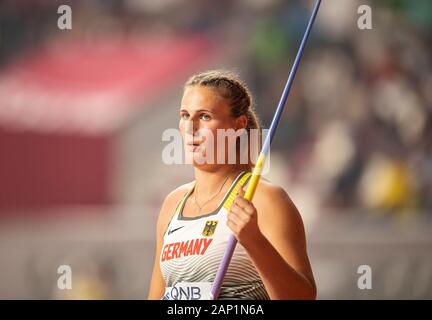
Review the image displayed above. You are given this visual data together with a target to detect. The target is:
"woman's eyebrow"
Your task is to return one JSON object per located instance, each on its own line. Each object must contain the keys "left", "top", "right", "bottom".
{"left": 180, "top": 108, "right": 214, "bottom": 113}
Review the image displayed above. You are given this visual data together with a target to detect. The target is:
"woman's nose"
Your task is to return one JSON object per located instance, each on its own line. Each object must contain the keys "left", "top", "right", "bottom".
{"left": 185, "top": 119, "right": 199, "bottom": 135}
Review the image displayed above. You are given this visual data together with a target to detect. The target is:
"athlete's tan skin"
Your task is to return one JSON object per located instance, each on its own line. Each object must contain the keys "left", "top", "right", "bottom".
{"left": 148, "top": 86, "right": 316, "bottom": 300}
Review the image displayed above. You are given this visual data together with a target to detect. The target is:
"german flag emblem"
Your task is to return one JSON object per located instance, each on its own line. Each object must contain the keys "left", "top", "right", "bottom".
{"left": 202, "top": 220, "right": 218, "bottom": 237}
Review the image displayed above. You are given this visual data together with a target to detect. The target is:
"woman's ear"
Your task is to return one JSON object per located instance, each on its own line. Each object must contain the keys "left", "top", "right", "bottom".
{"left": 235, "top": 115, "right": 248, "bottom": 130}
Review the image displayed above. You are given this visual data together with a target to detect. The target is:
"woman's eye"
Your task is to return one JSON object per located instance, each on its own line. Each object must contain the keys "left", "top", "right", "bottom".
{"left": 200, "top": 114, "right": 211, "bottom": 121}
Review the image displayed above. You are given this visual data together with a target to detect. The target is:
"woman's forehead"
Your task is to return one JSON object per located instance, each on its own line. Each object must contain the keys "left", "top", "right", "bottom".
{"left": 181, "top": 86, "right": 228, "bottom": 112}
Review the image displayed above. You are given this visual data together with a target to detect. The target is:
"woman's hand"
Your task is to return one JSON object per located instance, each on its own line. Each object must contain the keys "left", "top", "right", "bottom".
{"left": 227, "top": 186, "right": 264, "bottom": 247}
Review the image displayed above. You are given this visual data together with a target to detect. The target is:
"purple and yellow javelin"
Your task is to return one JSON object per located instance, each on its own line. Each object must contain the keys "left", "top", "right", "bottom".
{"left": 210, "top": 0, "right": 322, "bottom": 300}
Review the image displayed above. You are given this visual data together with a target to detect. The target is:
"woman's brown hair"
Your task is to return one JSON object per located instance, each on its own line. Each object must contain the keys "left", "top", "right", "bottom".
{"left": 184, "top": 69, "right": 261, "bottom": 171}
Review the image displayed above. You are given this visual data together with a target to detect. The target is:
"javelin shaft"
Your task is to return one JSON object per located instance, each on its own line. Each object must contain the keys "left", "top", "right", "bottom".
{"left": 210, "top": 0, "right": 321, "bottom": 300}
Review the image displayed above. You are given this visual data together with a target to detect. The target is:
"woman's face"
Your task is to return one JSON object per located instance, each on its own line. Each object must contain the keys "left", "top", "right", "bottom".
{"left": 179, "top": 85, "right": 245, "bottom": 168}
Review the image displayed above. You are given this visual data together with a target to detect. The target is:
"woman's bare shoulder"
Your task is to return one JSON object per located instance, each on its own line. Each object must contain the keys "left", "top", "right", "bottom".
{"left": 252, "top": 179, "right": 306, "bottom": 241}
{"left": 253, "top": 179, "right": 300, "bottom": 220}
{"left": 254, "top": 179, "right": 290, "bottom": 201}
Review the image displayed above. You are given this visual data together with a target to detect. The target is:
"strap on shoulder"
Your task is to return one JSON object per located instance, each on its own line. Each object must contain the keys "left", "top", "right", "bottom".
{"left": 174, "top": 184, "right": 195, "bottom": 215}
{"left": 222, "top": 171, "right": 252, "bottom": 211}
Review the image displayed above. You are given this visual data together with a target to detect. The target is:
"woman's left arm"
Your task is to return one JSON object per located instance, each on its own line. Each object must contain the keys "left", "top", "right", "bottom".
{"left": 227, "top": 182, "right": 316, "bottom": 300}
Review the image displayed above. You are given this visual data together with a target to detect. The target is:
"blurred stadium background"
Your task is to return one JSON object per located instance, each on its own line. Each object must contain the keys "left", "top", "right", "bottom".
{"left": 0, "top": 0, "right": 431, "bottom": 299}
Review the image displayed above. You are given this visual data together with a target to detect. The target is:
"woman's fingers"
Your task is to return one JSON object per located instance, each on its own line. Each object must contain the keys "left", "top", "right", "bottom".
{"left": 226, "top": 186, "right": 262, "bottom": 245}
{"left": 237, "top": 185, "right": 245, "bottom": 196}
{"left": 229, "top": 206, "right": 249, "bottom": 224}
{"left": 226, "top": 218, "right": 239, "bottom": 233}
{"left": 233, "top": 196, "right": 255, "bottom": 215}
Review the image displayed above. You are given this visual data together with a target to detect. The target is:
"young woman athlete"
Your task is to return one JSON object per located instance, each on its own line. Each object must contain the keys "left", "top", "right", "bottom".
{"left": 148, "top": 70, "right": 316, "bottom": 300}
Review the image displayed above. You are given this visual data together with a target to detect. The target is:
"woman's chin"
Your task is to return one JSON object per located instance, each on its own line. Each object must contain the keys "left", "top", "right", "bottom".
{"left": 185, "top": 152, "right": 217, "bottom": 169}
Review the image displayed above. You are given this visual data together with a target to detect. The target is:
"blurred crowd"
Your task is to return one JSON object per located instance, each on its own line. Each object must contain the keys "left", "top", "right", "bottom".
{"left": 243, "top": 0, "right": 432, "bottom": 214}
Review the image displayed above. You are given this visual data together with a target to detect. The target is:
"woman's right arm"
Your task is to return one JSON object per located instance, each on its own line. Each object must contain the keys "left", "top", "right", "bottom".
{"left": 147, "top": 186, "right": 188, "bottom": 299}
{"left": 147, "top": 203, "right": 167, "bottom": 299}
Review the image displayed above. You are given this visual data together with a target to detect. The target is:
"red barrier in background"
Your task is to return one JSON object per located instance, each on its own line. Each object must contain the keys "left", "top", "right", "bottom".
{"left": 0, "top": 129, "right": 110, "bottom": 210}
{"left": 0, "top": 33, "right": 213, "bottom": 212}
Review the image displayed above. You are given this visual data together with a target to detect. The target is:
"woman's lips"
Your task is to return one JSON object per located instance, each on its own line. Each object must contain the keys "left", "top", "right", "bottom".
{"left": 186, "top": 142, "right": 203, "bottom": 153}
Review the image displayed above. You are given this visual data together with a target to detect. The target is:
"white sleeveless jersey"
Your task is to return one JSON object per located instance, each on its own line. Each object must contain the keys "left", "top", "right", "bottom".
{"left": 160, "top": 171, "right": 270, "bottom": 300}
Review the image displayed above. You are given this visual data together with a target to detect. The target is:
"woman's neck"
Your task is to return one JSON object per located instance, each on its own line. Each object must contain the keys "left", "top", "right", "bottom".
{"left": 193, "top": 166, "right": 243, "bottom": 199}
